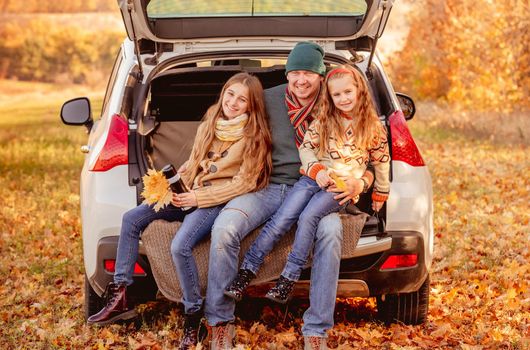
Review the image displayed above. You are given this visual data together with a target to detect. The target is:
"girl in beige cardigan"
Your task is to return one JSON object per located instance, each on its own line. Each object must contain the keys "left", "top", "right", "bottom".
{"left": 88, "top": 73, "right": 272, "bottom": 350}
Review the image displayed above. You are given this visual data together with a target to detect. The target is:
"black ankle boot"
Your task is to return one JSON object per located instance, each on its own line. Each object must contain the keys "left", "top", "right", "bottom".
{"left": 179, "top": 310, "right": 203, "bottom": 350}
{"left": 224, "top": 269, "right": 256, "bottom": 301}
{"left": 265, "top": 275, "right": 295, "bottom": 304}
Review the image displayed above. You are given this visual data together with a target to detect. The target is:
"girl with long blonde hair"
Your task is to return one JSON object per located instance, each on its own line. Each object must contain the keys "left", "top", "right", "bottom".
{"left": 88, "top": 72, "right": 272, "bottom": 349}
{"left": 224, "top": 65, "right": 390, "bottom": 304}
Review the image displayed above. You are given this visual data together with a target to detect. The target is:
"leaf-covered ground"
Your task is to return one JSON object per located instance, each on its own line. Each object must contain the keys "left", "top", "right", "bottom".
{"left": 0, "top": 83, "right": 528, "bottom": 349}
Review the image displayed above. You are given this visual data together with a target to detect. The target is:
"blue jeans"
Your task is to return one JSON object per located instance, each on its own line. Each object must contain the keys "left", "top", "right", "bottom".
{"left": 170, "top": 205, "right": 223, "bottom": 315}
{"left": 205, "top": 182, "right": 344, "bottom": 337}
{"left": 114, "top": 204, "right": 185, "bottom": 286}
{"left": 241, "top": 176, "right": 343, "bottom": 282}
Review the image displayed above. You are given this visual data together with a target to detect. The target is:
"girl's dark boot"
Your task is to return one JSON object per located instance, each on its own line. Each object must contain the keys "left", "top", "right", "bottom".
{"left": 179, "top": 310, "right": 203, "bottom": 350}
{"left": 224, "top": 268, "right": 256, "bottom": 301}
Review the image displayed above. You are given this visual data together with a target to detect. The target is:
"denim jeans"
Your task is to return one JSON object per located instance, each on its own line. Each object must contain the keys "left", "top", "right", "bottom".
{"left": 170, "top": 205, "right": 223, "bottom": 315}
{"left": 205, "top": 182, "right": 344, "bottom": 337}
{"left": 114, "top": 203, "right": 185, "bottom": 286}
{"left": 241, "top": 176, "right": 343, "bottom": 282}
{"left": 204, "top": 183, "right": 291, "bottom": 326}
{"left": 282, "top": 177, "right": 344, "bottom": 281}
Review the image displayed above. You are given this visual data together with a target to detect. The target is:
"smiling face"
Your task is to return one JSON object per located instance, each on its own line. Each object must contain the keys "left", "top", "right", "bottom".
{"left": 221, "top": 82, "right": 250, "bottom": 119}
{"left": 327, "top": 75, "right": 358, "bottom": 115}
{"left": 286, "top": 70, "right": 323, "bottom": 106}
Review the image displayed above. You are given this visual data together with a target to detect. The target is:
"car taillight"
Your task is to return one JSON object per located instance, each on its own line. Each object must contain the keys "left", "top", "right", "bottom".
{"left": 380, "top": 254, "right": 418, "bottom": 270}
{"left": 90, "top": 114, "right": 128, "bottom": 171}
{"left": 104, "top": 259, "right": 146, "bottom": 275}
{"left": 389, "top": 110, "right": 425, "bottom": 166}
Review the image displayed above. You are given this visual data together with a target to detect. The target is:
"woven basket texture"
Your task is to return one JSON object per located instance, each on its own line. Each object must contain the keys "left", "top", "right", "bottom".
{"left": 142, "top": 212, "right": 367, "bottom": 302}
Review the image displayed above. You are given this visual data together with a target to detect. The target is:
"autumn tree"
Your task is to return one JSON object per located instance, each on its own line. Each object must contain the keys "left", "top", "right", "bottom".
{"left": 390, "top": 0, "right": 529, "bottom": 112}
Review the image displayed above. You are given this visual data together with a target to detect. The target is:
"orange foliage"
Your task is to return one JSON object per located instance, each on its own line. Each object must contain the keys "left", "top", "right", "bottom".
{"left": 390, "top": 0, "right": 530, "bottom": 113}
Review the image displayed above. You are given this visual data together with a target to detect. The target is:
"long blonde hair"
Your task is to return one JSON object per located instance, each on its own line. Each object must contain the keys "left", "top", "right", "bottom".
{"left": 183, "top": 72, "right": 272, "bottom": 190}
{"left": 316, "top": 65, "right": 383, "bottom": 156}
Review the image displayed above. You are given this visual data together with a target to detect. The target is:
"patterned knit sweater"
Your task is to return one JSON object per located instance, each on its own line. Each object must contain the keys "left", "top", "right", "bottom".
{"left": 181, "top": 123, "right": 257, "bottom": 208}
{"left": 299, "top": 118, "right": 390, "bottom": 202}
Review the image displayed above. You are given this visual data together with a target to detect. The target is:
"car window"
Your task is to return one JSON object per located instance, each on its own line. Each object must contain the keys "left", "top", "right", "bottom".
{"left": 147, "top": 0, "right": 367, "bottom": 18}
{"left": 101, "top": 47, "right": 124, "bottom": 118}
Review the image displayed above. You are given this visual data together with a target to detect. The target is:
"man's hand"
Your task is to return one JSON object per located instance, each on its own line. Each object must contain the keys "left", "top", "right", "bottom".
{"left": 315, "top": 169, "right": 333, "bottom": 188}
{"left": 327, "top": 177, "right": 364, "bottom": 205}
{"left": 172, "top": 191, "right": 198, "bottom": 208}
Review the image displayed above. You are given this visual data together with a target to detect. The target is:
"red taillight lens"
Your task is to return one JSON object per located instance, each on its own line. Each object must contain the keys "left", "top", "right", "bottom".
{"left": 389, "top": 110, "right": 425, "bottom": 166}
{"left": 380, "top": 254, "right": 418, "bottom": 270}
{"left": 90, "top": 114, "right": 128, "bottom": 171}
{"left": 104, "top": 259, "right": 146, "bottom": 275}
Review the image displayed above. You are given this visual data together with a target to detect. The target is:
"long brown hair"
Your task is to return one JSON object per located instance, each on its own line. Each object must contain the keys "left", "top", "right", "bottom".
{"left": 316, "top": 65, "right": 383, "bottom": 156}
{"left": 183, "top": 72, "right": 272, "bottom": 190}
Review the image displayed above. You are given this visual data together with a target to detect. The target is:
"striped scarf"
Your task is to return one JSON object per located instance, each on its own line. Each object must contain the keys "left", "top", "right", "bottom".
{"left": 215, "top": 113, "right": 248, "bottom": 142}
{"left": 285, "top": 86, "right": 320, "bottom": 147}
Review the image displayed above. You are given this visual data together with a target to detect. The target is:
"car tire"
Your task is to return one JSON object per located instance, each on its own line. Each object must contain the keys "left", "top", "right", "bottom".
{"left": 84, "top": 275, "right": 104, "bottom": 320}
{"left": 376, "top": 275, "right": 430, "bottom": 325}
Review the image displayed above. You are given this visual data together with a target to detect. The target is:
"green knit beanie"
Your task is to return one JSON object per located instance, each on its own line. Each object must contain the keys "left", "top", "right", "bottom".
{"left": 285, "top": 41, "right": 326, "bottom": 76}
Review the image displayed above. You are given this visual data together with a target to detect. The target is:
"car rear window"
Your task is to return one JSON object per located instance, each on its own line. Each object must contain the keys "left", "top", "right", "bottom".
{"left": 147, "top": 0, "right": 367, "bottom": 18}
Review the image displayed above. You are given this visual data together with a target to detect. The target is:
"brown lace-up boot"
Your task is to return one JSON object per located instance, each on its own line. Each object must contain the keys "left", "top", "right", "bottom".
{"left": 304, "top": 336, "right": 328, "bottom": 350}
{"left": 87, "top": 282, "right": 137, "bottom": 326}
{"left": 210, "top": 322, "right": 235, "bottom": 350}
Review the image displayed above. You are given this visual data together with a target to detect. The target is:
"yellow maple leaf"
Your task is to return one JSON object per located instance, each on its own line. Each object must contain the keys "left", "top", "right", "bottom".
{"left": 141, "top": 169, "right": 172, "bottom": 212}
{"left": 329, "top": 172, "right": 347, "bottom": 191}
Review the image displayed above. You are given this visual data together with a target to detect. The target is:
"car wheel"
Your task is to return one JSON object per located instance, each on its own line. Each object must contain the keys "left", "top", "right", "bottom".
{"left": 84, "top": 275, "right": 104, "bottom": 320}
{"left": 376, "top": 275, "right": 430, "bottom": 325}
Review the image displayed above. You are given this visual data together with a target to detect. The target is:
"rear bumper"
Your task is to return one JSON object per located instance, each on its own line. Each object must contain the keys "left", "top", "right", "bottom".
{"left": 338, "top": 230, "right": 428, "bottom": 296}
{"left": 89, "top": 231, "right": 428, "bottom": 299}
{"left": 88, "top": 236, "right": 157, "bottom": 298}
{"left": 251, "top": 230, "right": 428, "bottom": 298}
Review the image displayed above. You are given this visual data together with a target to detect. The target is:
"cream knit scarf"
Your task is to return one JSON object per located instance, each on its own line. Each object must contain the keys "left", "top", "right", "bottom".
{"left": 215, "top": 113, "right": 249, "bottom": 141}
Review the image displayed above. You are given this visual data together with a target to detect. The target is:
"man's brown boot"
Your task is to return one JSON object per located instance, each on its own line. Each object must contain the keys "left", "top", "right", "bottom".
{"left": 304, "top": 336, "right": 328, "bottom": 350}
{"left": 211, "top": 322, "right": 235, "bottom": 350}
{"left": 87, "top": 282, "right": 137, "bottom": 326}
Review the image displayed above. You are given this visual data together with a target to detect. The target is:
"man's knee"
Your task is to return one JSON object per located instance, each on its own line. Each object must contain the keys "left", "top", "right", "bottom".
{"left": 210, "top": 208, "right": 249, "bottom": 249}
{"left": 316, "top": 213, "right": 342, "bottom": 242}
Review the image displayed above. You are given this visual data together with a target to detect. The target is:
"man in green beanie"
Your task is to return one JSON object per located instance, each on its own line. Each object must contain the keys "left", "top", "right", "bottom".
{"left": 205, "top": 41, "right": 374, "bottom": 350}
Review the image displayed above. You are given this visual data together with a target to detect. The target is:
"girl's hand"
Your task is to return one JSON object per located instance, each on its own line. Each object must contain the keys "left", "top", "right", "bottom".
{"left": 171, "top": 191, "right": 198, "bottom": 208}
{"left": 316, "top": 170, "right": 333, "bottom": 188}
{"left": 327, "top": 177, "right": 364, "bottom": 205}
{"left": 372, "top": 201, "right": 384, "bottom": 212}
{"left": 177, "top": 161, "right": 189, "bottom": 174}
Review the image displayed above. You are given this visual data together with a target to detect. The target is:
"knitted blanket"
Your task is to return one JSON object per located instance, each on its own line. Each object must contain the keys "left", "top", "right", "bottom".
{"left": 141, "top": 212, "right": 367, "bottom": 302}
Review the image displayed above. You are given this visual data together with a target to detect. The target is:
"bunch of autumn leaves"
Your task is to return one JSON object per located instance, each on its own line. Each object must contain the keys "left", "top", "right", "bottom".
{"left": 141, "top": 169, "right": 172, "bottom": 212}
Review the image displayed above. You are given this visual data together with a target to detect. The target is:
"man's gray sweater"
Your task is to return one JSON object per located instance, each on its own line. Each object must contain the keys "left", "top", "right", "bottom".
{"left": 264, "top": 83, "right": 302, "bottom": 186}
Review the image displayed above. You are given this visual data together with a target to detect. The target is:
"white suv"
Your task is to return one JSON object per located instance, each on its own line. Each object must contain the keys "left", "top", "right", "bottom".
{"left": 61, "top": 0, "right": 433, "bottom": 325}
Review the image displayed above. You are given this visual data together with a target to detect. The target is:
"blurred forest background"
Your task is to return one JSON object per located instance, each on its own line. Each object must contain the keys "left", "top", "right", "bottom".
{"left": 0, "top": 0, "right": 528, "bottom": 142}
{"left": 0, "top": 1, "right": 528, "bottom": 349}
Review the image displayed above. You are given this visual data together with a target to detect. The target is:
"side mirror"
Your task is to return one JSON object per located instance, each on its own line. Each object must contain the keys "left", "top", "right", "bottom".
{"left": 60, "top": 97, "right": 93, "bottom": 132}
{"left": 396, "top": 93, "right": 416, "bottom": 120}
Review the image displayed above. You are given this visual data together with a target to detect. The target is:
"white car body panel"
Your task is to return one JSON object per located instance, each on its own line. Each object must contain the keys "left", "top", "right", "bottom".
{"left": 386, "top": 161, "right": 434, "bottom": 267}
{"left": 81, "top": 165, "right": 137, "bottom": 279}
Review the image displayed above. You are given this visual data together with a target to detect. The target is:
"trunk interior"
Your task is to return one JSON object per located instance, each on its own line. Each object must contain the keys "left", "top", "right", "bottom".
{"left": 143, "top": 63, "right": 287, "bottom": 171}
